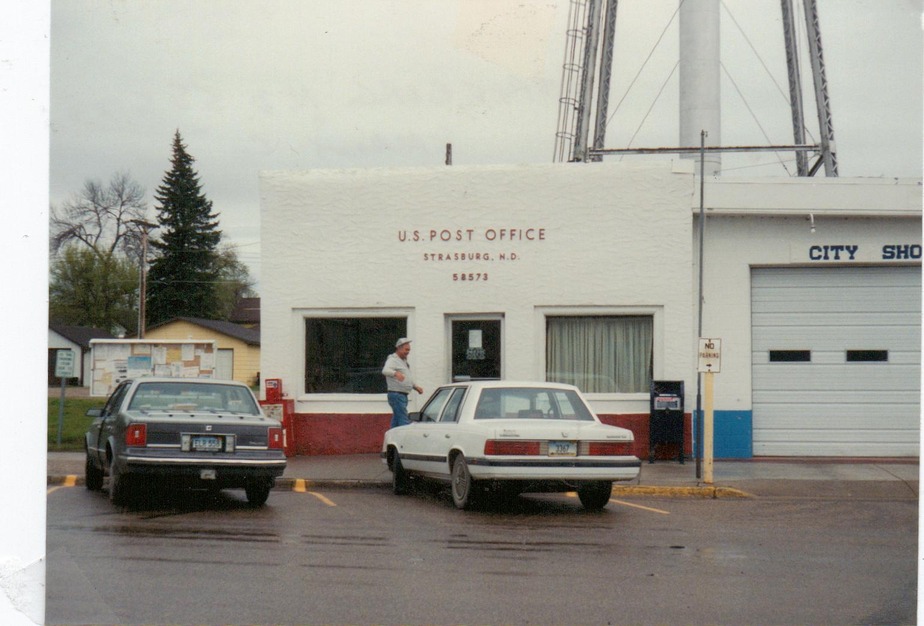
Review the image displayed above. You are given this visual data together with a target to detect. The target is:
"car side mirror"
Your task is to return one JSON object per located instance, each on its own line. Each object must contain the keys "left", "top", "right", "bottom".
{"left": 409, "top": 412, "right": 422, "bottom": 423}
{"left": 86, "top": 408, "right": 102, "bottom": 418}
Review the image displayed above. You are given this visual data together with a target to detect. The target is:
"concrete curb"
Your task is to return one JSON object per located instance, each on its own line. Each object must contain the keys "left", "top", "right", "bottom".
{"left": 49, "top": 474, "right": 752, "bottom": 499}
{"left": 612, "top": 485, "right": 752, "bottom": 499}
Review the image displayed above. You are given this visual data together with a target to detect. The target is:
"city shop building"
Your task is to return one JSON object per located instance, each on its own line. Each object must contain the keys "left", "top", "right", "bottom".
{"left": 259, "top": 161, "right": 921, "bottom": 458}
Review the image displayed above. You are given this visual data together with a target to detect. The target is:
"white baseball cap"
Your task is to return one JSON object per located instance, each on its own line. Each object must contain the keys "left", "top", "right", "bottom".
{"left": 395, "top": 337, "right": 412, "bottom": 348}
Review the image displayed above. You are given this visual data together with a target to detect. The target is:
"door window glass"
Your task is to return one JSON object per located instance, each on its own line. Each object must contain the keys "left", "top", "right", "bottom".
{"left": 440, "top": 388, "right": 466, "bottom": 423}
{"left": 420, "top": 387, "right": 454, "bottom": 422}
{"left": 451, "top": 319, "right": 501, "bottom": 381}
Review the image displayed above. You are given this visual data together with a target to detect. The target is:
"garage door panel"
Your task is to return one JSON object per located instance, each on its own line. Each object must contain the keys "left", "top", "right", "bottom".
{"left": 753, "top": 428, "right": 918, "bottom": 443}
{"left": 752, "top": 326, "right": 920, "bottom": 348}
{"left": 753, "top": 408, "right": 920, "bottom": 430}
{"left": 753, "top": 311, "right": 919, "bottom": 327}
{"left": 754, "top": 441, "right": 919, "bottom": 457}
{"left": 752, "top": 292, "right": 919, "bottom": 314}
{"left": 752, "top": 390, "right": 922, "bottom": 405}
{"left": 752, "top": 365, "right": 919, "bottom": 390}
{"left": 753, "top": 352, "right": 920, "bottom": 366}
{"left": 752, "top": 266, "right": 918, "bottom": 288}
{"left": 751, "top": 266, "right": 921, "bottom": 457}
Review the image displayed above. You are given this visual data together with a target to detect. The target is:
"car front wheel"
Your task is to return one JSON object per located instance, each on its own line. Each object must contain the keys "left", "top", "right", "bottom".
{"left": 577, "top": 481, "right": 613, "bottom": 511}
{"left": 391, "top": 451, "right": 410, "bottom": 495}
{"left": 450, "top": 455, "right": 476, "bottom": 510}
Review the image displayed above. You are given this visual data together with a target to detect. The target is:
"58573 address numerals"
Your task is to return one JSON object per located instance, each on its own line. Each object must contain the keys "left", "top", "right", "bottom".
{"left": 453, "top": 273, "right": 488, "bottom": 282}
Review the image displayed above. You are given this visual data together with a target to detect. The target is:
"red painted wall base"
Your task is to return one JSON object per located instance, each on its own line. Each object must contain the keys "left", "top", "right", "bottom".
{"left": 291, "top": 413, "right": 392, "bottom": 456}
{"left": 289, "top": 411, "right": 693, "bottom": 459}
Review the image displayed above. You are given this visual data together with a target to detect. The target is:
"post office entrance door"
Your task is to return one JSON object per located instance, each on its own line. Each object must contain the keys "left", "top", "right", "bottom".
{"left": 450, "top": 318, "right": 501, "bottom": 382}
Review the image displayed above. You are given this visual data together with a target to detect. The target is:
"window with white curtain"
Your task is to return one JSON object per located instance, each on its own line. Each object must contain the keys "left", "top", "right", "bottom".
{"left": 546, "top": 316, "right": 653, "bottom": 393}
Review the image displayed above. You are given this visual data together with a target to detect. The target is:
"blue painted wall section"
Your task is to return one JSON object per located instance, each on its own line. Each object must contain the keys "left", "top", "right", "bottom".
{"left": 693, "top": 410, "right": 753, "bottom": 459}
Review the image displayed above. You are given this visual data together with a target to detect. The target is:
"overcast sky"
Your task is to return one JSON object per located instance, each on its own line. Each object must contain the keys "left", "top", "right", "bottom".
{"left": 49, "top": 0, "right": 923, "bottom": 290}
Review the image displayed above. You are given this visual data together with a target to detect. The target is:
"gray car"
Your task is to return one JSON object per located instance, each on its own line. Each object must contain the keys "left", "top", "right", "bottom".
{"left": 85, "top": 377, "right": 287, "bottom": 506}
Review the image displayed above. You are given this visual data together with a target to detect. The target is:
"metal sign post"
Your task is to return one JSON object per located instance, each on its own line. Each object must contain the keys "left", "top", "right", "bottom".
{"left": 697, "top": 338, "right": 721, "bottom": 484}
{"left": 55, "top": 350, "right": 76, "bottom": 446}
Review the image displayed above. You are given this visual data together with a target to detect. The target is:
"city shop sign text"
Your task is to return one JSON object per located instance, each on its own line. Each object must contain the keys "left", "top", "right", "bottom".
{"left": 809, "top": 244, "right": 921, "bottom": 261}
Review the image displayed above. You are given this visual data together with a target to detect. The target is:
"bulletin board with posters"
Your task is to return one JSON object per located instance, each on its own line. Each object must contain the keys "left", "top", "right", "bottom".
{"left": 89, "top": 339, "right": 217, "bottom": 397}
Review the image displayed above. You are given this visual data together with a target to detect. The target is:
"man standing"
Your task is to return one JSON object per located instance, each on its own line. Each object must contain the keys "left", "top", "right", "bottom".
{"left": 382, "top": 337, "right": 424, "bottom": 428}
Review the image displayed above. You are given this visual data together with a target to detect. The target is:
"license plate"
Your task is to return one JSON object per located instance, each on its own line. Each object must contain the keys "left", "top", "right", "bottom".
{"left": 548, "top": 440, "right": 577, "bottom": 457}
{"left": 200, "top": 469, "right": 217, "bottom": 480}
{"left": 191, "top": 435, "right": 223, "bottom": 452}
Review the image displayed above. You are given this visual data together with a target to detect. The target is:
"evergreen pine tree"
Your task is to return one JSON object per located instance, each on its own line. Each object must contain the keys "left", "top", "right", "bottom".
{"left": 146, "top": 131, "right": 222, "bottom": 326}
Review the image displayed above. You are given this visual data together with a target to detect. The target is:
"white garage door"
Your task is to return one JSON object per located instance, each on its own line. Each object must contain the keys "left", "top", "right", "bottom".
{"left": 751, "top": 266, "right": 920, "bottom": 457}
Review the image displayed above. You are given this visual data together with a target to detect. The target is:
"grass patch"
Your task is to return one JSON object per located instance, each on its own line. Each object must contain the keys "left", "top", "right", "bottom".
{"left": 48, "top": 397, "right": 102, "bottom": 452}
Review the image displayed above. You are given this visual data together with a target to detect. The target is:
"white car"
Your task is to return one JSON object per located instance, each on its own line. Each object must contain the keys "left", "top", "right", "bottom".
{"left": 381, "top": 381, "right": 641, "bottom": 510}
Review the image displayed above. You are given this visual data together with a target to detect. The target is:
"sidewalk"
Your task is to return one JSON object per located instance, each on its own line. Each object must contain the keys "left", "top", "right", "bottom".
{"left": 47, "top": 452, "right": 920, "bottom": 499}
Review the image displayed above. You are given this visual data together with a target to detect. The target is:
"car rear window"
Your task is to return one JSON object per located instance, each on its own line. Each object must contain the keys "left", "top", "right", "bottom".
{"left": 127, "top": 382, "right": 261, "bottom": 415}
{"left": 474, "top": 388, "right": 595, "bottom": 421}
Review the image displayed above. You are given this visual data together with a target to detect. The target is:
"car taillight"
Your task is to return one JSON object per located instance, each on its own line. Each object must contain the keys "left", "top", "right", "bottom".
{"left": 484, "top": 440, "right": 541, "bottom": 455}
{"left": 268, "top": 427, "right": 285, "bottom": 449}
{"left": 125, "top": 423, "right": 147, "bottom": 447}
{"left": 586, "top": 441, "right": 633, "bottom": 456}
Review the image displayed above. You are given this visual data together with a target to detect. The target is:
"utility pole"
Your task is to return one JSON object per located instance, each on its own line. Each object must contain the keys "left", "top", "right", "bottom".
{"left": 130, "top": 220, "right": 156, "bottom": 338}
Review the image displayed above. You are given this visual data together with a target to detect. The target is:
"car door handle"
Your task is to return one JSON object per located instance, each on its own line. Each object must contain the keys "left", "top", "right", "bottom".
{"left": 423, "top": 433, "right": 429, "bottom": 438}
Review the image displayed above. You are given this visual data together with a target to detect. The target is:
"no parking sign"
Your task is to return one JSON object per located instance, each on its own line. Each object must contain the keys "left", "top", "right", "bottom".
{"left": 697, "top": 338, "right": 721, "bottom": 373}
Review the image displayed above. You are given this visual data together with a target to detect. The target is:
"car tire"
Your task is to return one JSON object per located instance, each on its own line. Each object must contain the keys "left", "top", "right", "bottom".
{"left": 577, "top": 481, "right": 613, "bottom": 511}
{"left": 108, "top": 456, "right": 130, "bottom": 506}
{"left": 245, "top": 481, "right": 272, "bottom": 507}
{"left": 392, "top": 451, "right": 410, "bottom": 495}
{"left": 85, "top": 452, "right": 103, "bottom": 492}
{"left": 450, "top": 455, "right": 476, "bottom": 510}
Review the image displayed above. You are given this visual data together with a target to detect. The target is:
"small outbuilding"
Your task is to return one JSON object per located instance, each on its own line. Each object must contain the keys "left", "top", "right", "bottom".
{"left": 48, "top": 324, "right": 114, "bottom": 387}
{"left": 144, "top": 317, "right": 261, "bottom": 388}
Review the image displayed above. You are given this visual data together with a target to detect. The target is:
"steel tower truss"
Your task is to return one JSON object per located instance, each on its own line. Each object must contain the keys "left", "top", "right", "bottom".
{"left": 554, "top": 0, "right": 838, "bottom": 176}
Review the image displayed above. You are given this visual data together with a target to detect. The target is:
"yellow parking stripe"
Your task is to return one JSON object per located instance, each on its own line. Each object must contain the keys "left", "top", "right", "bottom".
{"left": 47, "top": 475, "right": 78, "bottom": 495}
{"left": 609, "top": 498, "right": 670, "bottom": 515}
{"left": 293, "top": 479, "right": 337, "bottom": 506}
{"left": 308, "top": 492, "right": 337, "bottom": 507}
{"left": 566, "top": 491, "right": 670, "bottom": 515}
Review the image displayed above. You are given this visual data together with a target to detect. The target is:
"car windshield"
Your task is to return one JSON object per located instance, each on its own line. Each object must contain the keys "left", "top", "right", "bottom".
{"left": 473, "top": 387, "right": 595, "bottom": 421}
{"left": 127, "top": 381, "right": 261, "bottom": 415}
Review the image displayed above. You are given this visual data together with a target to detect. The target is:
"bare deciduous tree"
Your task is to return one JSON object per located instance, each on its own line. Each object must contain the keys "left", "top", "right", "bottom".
{"left": 50, "top": 171, "right": 149, "bottom": 258}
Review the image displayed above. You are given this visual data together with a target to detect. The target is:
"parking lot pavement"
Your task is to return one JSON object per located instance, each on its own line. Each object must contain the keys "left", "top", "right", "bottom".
{"left": 47, "top": 451, "right": 919, "bottom": 499}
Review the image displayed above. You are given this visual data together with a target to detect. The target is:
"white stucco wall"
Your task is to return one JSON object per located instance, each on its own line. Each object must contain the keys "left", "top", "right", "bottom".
{"left": 260, "top": 161, "right": 696, "bottom": 415}
{"left": 695, "top": 177, "right": 923, "bottom": 410}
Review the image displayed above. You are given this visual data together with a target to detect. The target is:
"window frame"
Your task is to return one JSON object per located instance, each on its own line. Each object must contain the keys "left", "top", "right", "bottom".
{"left": 445, "top": 313, "right": 504, "bottom": 383}
{"left": 541, "top": 309, "right": 658, "bottom": 397}
{"left": 298, "top": 309, "right": 413, "bottom": 398}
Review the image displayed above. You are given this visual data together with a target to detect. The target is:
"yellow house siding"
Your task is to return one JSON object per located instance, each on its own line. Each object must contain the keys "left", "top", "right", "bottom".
{"left": 145, "top": 320, "right": 260, "bottom": 387}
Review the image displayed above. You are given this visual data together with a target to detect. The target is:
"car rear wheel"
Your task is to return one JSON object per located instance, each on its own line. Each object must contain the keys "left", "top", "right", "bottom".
{"left": 108, "top": 457, "right": 131, "bottom": 505}
{"left": 391, "top": 451, "right": 410, "bottom": 495}
{"left": 85, "top": 451, "right": 103, "bottom": 491}
{"left": 577, "top": 481, "right": 613, "bottom": 511}
{"left": 450, "top": 455, "right": 476, "bottom": 510}
{"left": 245, "top": 481, "right": 272, "bottom": 507}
